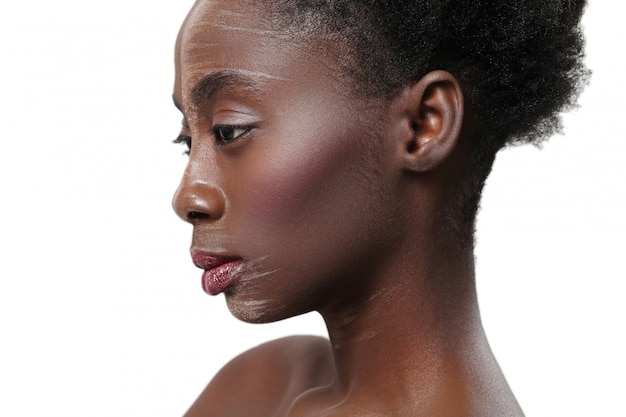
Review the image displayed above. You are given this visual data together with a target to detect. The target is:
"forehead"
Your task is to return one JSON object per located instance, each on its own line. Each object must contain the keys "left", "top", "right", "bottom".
{"left": 181, "top": 0, "right": 272, "bottom": 48}
{"left": 173, "top": 0, "right": 343, "bottom": 112}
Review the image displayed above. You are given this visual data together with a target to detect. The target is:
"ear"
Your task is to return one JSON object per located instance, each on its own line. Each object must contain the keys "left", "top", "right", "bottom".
{"left": 398, "top": 70, "right": 464, "bottom": 172}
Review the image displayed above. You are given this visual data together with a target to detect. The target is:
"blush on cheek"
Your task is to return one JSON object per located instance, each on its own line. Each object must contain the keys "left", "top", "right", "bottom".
{"left": 233, "top": 125, "right": 381, "bottom": 257}
{"left": 240, "top": 148, "right": 338, "bottom": 230}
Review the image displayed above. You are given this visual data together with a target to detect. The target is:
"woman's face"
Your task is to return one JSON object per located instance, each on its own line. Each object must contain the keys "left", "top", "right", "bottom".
{"left": 172, "top": 0, "right": 405, "bottom": 322}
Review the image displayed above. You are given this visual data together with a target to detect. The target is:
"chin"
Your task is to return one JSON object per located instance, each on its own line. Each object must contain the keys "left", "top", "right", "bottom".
{"left": 225, "top": 292, "right": 315, "bottom": 324}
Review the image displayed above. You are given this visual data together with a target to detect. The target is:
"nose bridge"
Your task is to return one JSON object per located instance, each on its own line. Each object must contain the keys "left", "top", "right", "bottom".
{"left": 172, "top": 157, "right": 226, "bottom": 223}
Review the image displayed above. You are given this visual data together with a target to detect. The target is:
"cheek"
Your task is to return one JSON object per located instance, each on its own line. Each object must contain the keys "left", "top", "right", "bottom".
{"left": 229, "top": 118, "right": 385, "bottom": 258}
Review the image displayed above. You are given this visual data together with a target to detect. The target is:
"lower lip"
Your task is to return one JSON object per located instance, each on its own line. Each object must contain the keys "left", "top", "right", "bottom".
{"left": 202, "top": 260, "right": 245, "bottom": 295}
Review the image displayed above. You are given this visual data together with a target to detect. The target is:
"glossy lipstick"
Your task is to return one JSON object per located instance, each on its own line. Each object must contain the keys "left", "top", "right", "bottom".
{"left": 191, "top": 251, "right": 245, "bottom": 295}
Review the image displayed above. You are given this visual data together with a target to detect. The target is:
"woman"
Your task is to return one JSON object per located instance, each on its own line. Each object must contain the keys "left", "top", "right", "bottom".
{"left": 171, "top": 0, "right": 588, "bottom": 415}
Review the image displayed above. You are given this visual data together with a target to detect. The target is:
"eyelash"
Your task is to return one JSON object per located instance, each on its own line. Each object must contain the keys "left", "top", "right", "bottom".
{"left": 173, "top": 135, "right": 192, "bottom": 155}
{"left": 173, "top": 125, "right": 252, "bottom": 154}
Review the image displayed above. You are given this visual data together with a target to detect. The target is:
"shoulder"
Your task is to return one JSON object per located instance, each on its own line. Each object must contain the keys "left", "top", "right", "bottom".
{"left": 183, "top": 335, "right": 334, "bottom": 417}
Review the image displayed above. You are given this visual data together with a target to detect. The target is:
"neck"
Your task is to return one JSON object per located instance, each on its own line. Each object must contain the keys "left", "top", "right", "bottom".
{"left": 316, "top": 237, "right": 522, "bottom": 416}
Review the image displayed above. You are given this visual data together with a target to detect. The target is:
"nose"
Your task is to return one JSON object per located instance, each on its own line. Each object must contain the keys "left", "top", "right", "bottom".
{"left": 172, "top": 167, "right": 226, "bottom": 224}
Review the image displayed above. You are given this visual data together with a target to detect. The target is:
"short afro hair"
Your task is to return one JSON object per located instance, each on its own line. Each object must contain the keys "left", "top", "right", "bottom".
{"left": 268, "top": 0, "right": 590, "bottom": 244}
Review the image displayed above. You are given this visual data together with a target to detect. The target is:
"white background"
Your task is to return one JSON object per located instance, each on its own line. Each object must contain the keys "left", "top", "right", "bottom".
{"left": 0, "top": 1, "right": 624, "bottom": 416}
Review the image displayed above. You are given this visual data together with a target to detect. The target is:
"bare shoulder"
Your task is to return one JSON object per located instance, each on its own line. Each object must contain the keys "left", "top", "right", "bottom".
{"left": 183, "top": 335, "right": 334, "bottom": 417}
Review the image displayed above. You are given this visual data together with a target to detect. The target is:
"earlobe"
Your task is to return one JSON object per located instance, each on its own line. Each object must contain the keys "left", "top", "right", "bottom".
{"left": 400, "top": 70, "right": 464, "bottom": 172}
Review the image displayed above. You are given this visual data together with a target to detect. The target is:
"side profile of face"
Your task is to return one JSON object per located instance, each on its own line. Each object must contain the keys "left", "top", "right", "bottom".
{"left": 172, "top": 0, "right": 410, "bottom": 323}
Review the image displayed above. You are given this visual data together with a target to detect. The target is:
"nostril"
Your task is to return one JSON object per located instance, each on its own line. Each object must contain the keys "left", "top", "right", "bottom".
{"left": 188, "top": 211, "right": 211, "bottom": 221}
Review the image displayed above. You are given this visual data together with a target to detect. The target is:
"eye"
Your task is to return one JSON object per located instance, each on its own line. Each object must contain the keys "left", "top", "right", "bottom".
{"left": 212, "top": 125, "right": 250, "bottom": 145}
{"left": 173, "top": 135, "right": 192, "bottom": 155}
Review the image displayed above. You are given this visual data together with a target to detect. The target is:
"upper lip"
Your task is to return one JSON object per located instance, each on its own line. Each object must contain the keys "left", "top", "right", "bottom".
{"left": 191, "top": 250, "right": 242, "bottom": 270}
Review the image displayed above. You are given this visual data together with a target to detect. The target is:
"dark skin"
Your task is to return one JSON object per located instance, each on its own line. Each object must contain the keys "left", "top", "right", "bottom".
{"left": 172, "top": 1, "right": 524, "bottom": 416}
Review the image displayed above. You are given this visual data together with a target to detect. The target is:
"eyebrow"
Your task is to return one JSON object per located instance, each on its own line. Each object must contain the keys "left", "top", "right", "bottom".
{"left": 173, "top": 69, "right": 286, "bottom": 116}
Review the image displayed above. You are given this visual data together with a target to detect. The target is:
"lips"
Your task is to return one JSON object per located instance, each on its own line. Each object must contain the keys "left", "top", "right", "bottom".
{"left": 191, "top": 250, "right": 245, "bottom": 295}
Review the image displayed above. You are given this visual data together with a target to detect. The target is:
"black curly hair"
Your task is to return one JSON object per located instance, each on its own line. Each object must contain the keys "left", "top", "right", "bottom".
{"left": 267, "top": 0, "right": 589, "bottom": 245}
